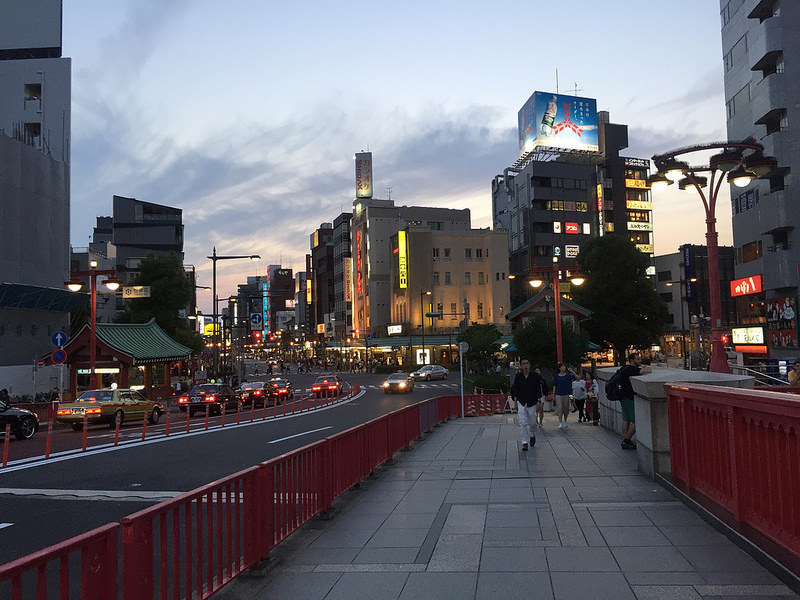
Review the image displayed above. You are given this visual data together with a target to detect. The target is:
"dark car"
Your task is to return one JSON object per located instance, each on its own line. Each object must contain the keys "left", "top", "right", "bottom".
{"left": 311, "top": 374, "right": 343, "bottom": 397}
{"left": 237, "top": 381, "right": 270, "bottom": 407}
{"left": 410, "top": 364, "right": 449, "bottom": 381}
{"left": 0, "top": 399, "right": 39, "bottom": 439}
{"left": 382, "top": 372, "right": 415, "bottom": 394}
{"left": 178, "top": 383, "right": 238, "bottom": 416}
{"left": 268, "top": 378, "right": 295, "bottom": 402}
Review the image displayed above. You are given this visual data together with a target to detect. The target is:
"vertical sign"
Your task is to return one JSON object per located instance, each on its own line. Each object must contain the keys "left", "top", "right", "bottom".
{"left": 398, "top": 231, "right": 408, "bottom": 288}
{"left": 344, "top": 256, "right": 353, "bottom": 302}
{"left": 682, "top": 245, "right": 694, "bottom": 302}
{"left": 596, "top": 183, "right": 604, "bottom": 237}
{"left": 262, "top": 281, "right": 269, "bottom": 335}
{"left": 355, "top": 152, "right": 373, "bottom": 199}
{"left": 356, "top": 229, "right": 363, "bottom": 295}
{"left": 306, "top": 278, "right": 312, "bottom": 305}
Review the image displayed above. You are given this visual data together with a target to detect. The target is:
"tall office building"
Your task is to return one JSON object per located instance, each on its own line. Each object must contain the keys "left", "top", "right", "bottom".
{"left": 721, "top": 0, "right": 799, "bottom": 359}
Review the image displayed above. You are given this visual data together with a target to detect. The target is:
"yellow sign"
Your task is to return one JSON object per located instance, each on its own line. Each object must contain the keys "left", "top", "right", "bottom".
{"left": 344, "top": 257, "right": 353, "bottom": 302}
{"left": 306, "top": 278, "right": 312, "bottom": 304}
{"left": 627, "top": 221, "right": 653, "bottom": 231}
{"left": 626, "top": 200, "right": 652, "bottom": 210}
{"left": 204, "top": 323, "right": 219, "bottom": 336}
{"left": 636, "top": 244, "right": 654, "bottom": 253}
{"left": 398, "top": 230, "right": 408, "bottom": 289}
{"left": 625, "top": 179, "right": 649, "bottom": 189}
{"left": 316, "top": 323, "right": 325, "bottom": 334}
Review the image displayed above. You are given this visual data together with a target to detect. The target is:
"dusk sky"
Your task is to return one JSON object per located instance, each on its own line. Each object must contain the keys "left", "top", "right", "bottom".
{"left": 63, "top": 1, "right": 729, "bottom": 314}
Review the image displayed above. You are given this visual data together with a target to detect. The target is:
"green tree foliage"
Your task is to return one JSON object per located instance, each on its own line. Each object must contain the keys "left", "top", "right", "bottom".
{"left": 456, "top": 323, "right": 502, "bottom": 373}
{"left": 512, "top": 316, "right": 589, "bottom": 369}
{"left": 571, "top": 235, "right": 668, "bottom": 365}
{"left": 123, "top": 253, "right": 205, "bottom": 354}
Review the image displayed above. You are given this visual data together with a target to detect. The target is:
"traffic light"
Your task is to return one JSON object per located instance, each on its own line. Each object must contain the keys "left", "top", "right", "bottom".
{"left": 253, "top": 331, "right": 262, "bottom": 342}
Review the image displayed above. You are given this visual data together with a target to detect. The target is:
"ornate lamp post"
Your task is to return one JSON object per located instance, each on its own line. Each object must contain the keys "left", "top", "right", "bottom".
{"left": 420, "top": 289, "right": 432, "bottom": 365}
{"left": 529, "top": 258, "right": 584, "bottom": 364}
{"left": 65, "top": 261, "right": 122, "bottom": 389}
{"left": 649, "top": 140, "right": 778, "bottom": 373}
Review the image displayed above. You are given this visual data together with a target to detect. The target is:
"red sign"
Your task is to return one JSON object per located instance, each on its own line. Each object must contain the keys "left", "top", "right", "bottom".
{"left": 51, "top": 349, "right": 67, "bottom": 364}
{"left": 734, "top": 345, "right": 767, "bottom": 354}
{"left": 730, "top": 275, "right": 763, "bottom": 297}
{"left": 565, "top": 222, "right": 579, "bottom": 234}
{"left": 356, "top": 229, "right": 363, "bottom": 295}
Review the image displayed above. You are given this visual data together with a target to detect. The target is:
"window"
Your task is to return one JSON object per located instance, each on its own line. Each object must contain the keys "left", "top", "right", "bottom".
{"left": 478, "top": 272, "right": 485, "bottom": 285}
{"left": 464, "top": 272, "right": 471, "bottom": 285}
{"left": 427, "top": 221, "right": 444, "bottom": 230}
{"left": 475, "top": 248, "right": 483, "bottom": 260}
{"left": 740, "top": 240, "right": 762, "bottom": 263}
{"left": 445, "top": 272, "right": 451, "bottom": 285}
{"left": 433, "top": 272, "right": 440, "bottom": 285}
{"left": 450, "top": 302, "right": 457, "bottom": 319}
{"left": 726, "top": 84, "right": 750, "bottom": 121}
{"left": 465, "top": 248, "right": 472, "bottom": 260}
{"left": 436, "top": 303, "right": 443, "bottom": 319}
{"left": 443, "top": 248, "right": 451, "bottom": 261}
{"left": 432, "top": 247, "right": 440, "bottom": 261}
{"left": 657, "top": 270, "right": 673, "bottom": 282}
{"left": 477, "top": 302, "right": 484, "bottom": 319}
{"left": 660, "top": 292, "right": 674, "bottom": 303}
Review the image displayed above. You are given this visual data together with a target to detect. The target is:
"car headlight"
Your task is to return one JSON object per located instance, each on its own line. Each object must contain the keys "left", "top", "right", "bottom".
{"left": 399, "top": 382, "right": 406, "bottom": 388}
{"left": 383, "top": 382, "right": 389, "bottom": 387}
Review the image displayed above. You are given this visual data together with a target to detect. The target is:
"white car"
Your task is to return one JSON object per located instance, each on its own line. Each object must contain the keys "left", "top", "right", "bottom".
{"left": 411, "top": 365, "right": 448, "bottom": 381}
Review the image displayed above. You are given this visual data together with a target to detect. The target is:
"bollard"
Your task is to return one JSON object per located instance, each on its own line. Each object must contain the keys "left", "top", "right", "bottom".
{"left": 82, "top": 413, "right": 89, "bottom": 451}
{"left": 165, "top": 405, "right": 171, "bottom": 437}
{"left": 236, "top": 401, "right": 241, "bottom": 425}
{"left": 204, "top": 404, "right": 210, "bottom": 430}
{"left": 141, "top": 413, "right": 147, "bottom": 441}
{"left": 185, "top": 407, "right": 191, "bottom": 434}
{"left": 114, "top": 411, "right": 122, "bottom": 446}
{"left": 261, "top": 400, "right": 267, "bottom": 421}
{"left": 221, "top": 402, "right": 226, "bottom": 428}
{"left": 44, "top": 418, "right": 54, "bottom": 459}
{"left": 250, "top": 400, "right": 255, "bottom": 423}
{"left": 2, "top": 424, "right": 10, "bottom": 467}
{"left": 273, "top": 397, "right": 278, "bottom": 419}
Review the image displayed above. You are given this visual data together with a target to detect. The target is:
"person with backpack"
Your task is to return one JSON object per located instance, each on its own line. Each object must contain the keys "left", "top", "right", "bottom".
{"left": 614, "top": 352, "right": 652, "bottom": 450}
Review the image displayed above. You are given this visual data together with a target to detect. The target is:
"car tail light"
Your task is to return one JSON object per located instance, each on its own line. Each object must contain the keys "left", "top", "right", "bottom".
{"left": 86, "top": 408, "right": 102, "bottom": 414}
{"left": 178, "top": 397, "right": 188, "bottom": 404}
{"left": 278, "top": 389, "right": 288, "bottom": 394}
{"left": 328, "top": 384, "right": 337, "bottom": 390}
{"left": 312, "top": 385, "right": 321, "bottom": 391}
{"left": 253, "top": 390, "right": 262, "bottom": 396}
{"left": 56, "top": 409, "right": 71, "bottom": 415}
{"left": 204, "top": 395, "right": 216, "bottom": 402}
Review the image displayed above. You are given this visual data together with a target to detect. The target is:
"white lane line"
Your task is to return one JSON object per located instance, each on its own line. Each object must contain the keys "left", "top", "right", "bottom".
{"left": 0, "top": 523, "right": 12, "bottom": 530}
{"left": 268, "top": 427, "right": 333, "bottom": 444}
{"left": 0, "top": 488, "right": 181, "bottom": 502}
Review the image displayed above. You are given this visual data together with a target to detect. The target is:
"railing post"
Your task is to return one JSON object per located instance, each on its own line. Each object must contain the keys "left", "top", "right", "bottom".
{"left": 122, "top": 516, "right": 153, "bottom": 599}
{"left": 81, "top": 525, "right": 118, "bottom": 600}
{"left": 726, "top": 404, "right": 742, "bottom": 520}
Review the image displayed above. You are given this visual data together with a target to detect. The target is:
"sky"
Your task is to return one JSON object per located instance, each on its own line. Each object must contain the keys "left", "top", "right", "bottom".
{"left": 62, "top": 1, "right": 730, "bottom": 314}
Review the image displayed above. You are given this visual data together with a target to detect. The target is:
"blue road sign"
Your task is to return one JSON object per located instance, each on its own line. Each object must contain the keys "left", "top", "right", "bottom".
{"left": 51, "top": 331, "right": 67, "bottom": 347}
{"left": 51, "top": 349, "right": 67, "bottom": 364}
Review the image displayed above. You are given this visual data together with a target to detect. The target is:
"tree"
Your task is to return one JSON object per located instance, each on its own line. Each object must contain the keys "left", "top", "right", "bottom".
{"left": 571, "top": 235, "right": 668, "bottom": 365}
{"left": 512, "top": 316, "right": 589, "bottom": 369}
{"left": 456, "top": 323, "right": 502, "bottom": 373}
{"left": 123, "top": 253, "right": 205, "bottom": 354}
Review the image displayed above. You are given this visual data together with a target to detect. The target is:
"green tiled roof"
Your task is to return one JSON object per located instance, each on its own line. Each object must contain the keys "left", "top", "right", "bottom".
{"left": 95, "top": 319, "right": 193, "bottom": 364}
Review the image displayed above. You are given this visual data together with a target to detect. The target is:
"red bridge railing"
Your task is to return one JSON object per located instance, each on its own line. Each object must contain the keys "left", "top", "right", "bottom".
{"left": 666, "top": 383, "right": 800, "bottom": 562}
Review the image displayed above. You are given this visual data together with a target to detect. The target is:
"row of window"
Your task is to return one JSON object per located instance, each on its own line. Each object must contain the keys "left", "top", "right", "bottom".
{"left": 432, "top": 247, "right": 489, "bottom": 261}
{"left": 433, "top": 271, "right": 487, "bottom": 286}
{"left": 532, "top": 176, "right": 588, "bottom": 190}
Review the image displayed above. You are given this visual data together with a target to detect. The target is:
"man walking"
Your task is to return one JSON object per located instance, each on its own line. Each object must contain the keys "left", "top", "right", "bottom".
{"left": 619, "top": 352, "right": 651, "bottom": 450}
{"left": 510, "top": 358, "right": 543, "bottom": 451}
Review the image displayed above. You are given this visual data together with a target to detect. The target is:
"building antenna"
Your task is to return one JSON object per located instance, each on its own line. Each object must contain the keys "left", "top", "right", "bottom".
{"left": 386, "top": 186, "right": 392, "bottom": 201}
{"left": 571, "top": 82, "right": 582, "bottom": 96}
{"left": 555, "top": 69, "right": 559, "bottom": 94}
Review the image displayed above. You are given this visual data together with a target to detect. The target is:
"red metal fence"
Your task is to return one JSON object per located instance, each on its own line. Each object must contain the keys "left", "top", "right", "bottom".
{"left": 666, "top": 383, "right": 800, "bottom": 562}
{"left": 0, "top": 394, "right": 461, "bottom": 599}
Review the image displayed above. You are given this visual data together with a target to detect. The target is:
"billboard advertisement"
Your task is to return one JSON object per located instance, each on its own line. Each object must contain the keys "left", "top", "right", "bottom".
{"left": 767, "top": 297, "right": 797, "bottom": 348}
{"left": 355, "top": 152, "right": 373, "bottom": 198}
{"left": 397, "top": 230, "right": 408, "bottom": 289}
{"left": 518, "top": 91, "right": 599, "bottom": 156}
{"left": 344, "top": 257, "right": 353, "bottom": 302}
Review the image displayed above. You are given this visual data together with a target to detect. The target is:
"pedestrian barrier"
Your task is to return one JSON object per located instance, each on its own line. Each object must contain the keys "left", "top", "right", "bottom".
{"left": 666, "top": 383, "right": 800, "bottom": 563}
{"left": 0, "top": 394, "right": 462, "bottom": 599}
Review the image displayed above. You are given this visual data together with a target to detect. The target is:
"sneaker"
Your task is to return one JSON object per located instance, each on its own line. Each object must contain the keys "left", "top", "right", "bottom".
{"left": 530, "top": 436, "right": 536, "bottom": 447}
{"left": 621, "top": 438, "right": 637, "bottom": 450}
{"left": 522, "top": 443, "right": 528, "bottom": 451}
{"left": 562, "top": 423, "right": 568, "bottom": 429}
{"left": 537, "top": 423, "right": 543, "bottom": 428}
{"left": 557, "top": 423, "right": 563, "bottom": 429}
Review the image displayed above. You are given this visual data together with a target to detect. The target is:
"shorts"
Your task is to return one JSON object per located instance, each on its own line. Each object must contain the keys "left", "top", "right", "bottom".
{"left": 620, "top": 397, "right": 635, "bottom": 423}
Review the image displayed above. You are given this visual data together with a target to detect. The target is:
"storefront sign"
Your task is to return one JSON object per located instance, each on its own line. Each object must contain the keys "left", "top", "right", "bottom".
{"left": 398, "top": 230, "right": 408, "bottom": 289}
{"left": 625, "top": 178, "right": 649, "bottom": 189}
{"left": 627, "top": 222, "right": 653, "bottom": 231}
{"left": 626, "top": 200, "right": 652, "bottom": 210}
{"left": 767, "top": 297, "right": 797, "bottom": 348}
{"left": 565, "top": 222, "right": 579, "bottom": 234}
{"left": 565, "top": 245, "right": 579, "bottom": 258}
{"left": 730, "top": 275, "right": 763, "bottom": 297}
{"left": 732, "top": 326, "right": 764, "bottom": 345}
{"left": 387, "top": 324, "right": 402, "bottom": 335}
{"left": 344, "top": 257, "right": 353, "bottom": 302}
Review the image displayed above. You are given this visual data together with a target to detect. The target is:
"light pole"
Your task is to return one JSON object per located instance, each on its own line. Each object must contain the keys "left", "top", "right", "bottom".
{"left": 665, "top": 278, "right": 697, "bottom": 369}
{"left": 65, "top": 262, "right": 121, "bottom": 389}
{"left": 208, "top": 247, "right": 261, "bottom": 378}
{"left": 650, "top": 140, "right": 778, "bottom": 373}
{"left": 420, "top": 289, "right": 431, "bottom": 365}
{"left": 529, "top": 257, "right": 584, "bottom": 363}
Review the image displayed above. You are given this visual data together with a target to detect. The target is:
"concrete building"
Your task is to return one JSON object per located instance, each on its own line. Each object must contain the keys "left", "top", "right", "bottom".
{"left": 351, "top": 199, "right": 471, "bottom": 337}
{"left": 332, "top": 213, "right": 353, "bottom": 340}
{"left": 721, "top": 0, "right": 800, "bottom": 360}
{"left": 309, "top": 224, "right": 334, "bottom": 341}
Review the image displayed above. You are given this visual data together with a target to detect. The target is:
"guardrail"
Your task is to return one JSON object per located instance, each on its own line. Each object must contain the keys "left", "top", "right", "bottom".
{"left": 0, "top": 393, "right": 460, "bottom": 599}
{"left": 666, "top": 383, "right": 800, "bottom": 563}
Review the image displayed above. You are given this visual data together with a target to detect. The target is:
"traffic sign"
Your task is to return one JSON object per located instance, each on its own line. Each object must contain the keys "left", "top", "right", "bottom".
{"left": 37, "top": 359, "right": 45, "bottom": 367}
{"left": 51, "top": 331, "right": 67, "bottom": 347}
{"left": 458, "top": 341, "right": 469, "bottom": 353}
{"left": 250, "top": 313, "right": 263, "bottom": 330}
{"left": 51, "top": 349, "right": 67, "bottom": 364}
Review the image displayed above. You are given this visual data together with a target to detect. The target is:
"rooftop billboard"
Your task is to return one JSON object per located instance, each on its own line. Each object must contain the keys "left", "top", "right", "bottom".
{"left": 518, "top": 91, "right": 599, "bottom": 156}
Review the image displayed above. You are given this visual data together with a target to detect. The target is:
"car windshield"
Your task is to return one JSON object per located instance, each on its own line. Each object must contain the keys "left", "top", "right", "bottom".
{"left": 387, "top": 374, "right": 407, "bottom": 381}
{"left": 270, "top": 379, "right": 289, "bottom": 386}
{"left": 189, "top": 385, "right": 219, "bottom": 394}
{"left": 77, "top": 390, "right": 114, "bottom": 403}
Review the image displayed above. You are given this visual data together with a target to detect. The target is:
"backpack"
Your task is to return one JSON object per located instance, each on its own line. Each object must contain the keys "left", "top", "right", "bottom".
{"left": 605, "top": 368, "right": 626, "bottom": 401}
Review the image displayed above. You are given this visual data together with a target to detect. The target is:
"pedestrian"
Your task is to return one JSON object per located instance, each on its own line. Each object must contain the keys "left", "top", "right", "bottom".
{"left": 553, "top": 363, "right": 578, "bottom": 429}
{"left": 49, "top": 386, "right": 60, "bottom": 403}
{"left": 583, "top": 371, "right": 600, "bottom": 425}
{"left": 618, "top": 352, "right": 652, "bottom": 450}
{"left": 534, "top": 366, "right": 549, "bottom": 428}
{"left": 510, "top": 357, "right": 542, "bottom": 451}
{"left": 788, "top": 360, "right": 800, "bottom": 385}
{"left": 571, "top": 375, "right": 587, "bottom": 422}
{"left": 0, "top": 389, "right": 9, "bottom": 405}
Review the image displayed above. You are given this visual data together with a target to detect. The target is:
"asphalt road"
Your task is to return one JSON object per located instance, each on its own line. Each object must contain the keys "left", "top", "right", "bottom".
{"left": 0, "top": 372, "right": 461, "bottom": 566}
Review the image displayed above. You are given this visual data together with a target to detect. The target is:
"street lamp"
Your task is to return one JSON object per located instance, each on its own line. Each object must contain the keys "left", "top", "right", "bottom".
{"left": 420, "top": 289, "right": 432, "bottom": 365}
{"left": 207, "top": 247, "right": 261, "bottom": 378}
{"left": 650, "top": 140, "right": 778, "bottom": 373}
{"left": 65, "top": 261, "right": 122, "bottom": 389}
{"left": 528, "top": 257, "right": 584, "bottom": 363}
{"left": 665, "top": 278, "right": 698, "bottom": 369}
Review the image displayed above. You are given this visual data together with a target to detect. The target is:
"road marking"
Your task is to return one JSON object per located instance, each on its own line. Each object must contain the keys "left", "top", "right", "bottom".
{"left": 0, "top": 488, "right": 181, "bottom": 502}
{"left": 268, "top": 427, "right": 333, "bottom": 444}
{"left": 0, "top": 523, "right": 12, "bottom": 530}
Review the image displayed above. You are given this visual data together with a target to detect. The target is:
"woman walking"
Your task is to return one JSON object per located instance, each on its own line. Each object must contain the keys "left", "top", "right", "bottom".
{"left": 553, "top": 363, "right": 578, "bottom": 429}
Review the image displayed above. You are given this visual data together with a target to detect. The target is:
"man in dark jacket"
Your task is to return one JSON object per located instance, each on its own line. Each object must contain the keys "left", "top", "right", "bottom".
{"left": 511, "top": 358, "right": 545, "bottom": 451}
{"left": 618, "top": 353, "right": 652, "bottom": 450}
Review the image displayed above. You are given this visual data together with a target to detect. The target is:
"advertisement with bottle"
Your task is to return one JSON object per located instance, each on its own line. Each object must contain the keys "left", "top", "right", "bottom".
{"left": 518, "top": 91, "right": 599, "bottom": 156}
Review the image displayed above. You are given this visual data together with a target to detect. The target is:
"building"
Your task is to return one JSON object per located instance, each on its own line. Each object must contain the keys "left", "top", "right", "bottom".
{"left": 332, "top": 212, "right": 353, "bottom": 341}
{"left": 351, "top": 199, "right": 471, "bottom": 337}
{"left": 721, "top": 0, "right": 799, "bottom": 360}
{"left": 0, "top": 0, "right": 78, "bottom": 387}
{"left": 309, "top": 224, "right": 334, "bottom": 341}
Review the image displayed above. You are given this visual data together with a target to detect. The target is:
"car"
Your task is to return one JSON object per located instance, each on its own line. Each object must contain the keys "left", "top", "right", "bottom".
{"left": 382, "top": 372, "right": 415, "bottom": 394}
{"left": 410, "top": 364, "right": 449, "bottom": 381}
{"left": 311, "top": 374, "right": 343, "bottom": 397}
{"left": 237, "top": 381, "right": 270, "bottom": 407}
{"left": 0, "top": 398, "right": 39, "bottom": 439}
{"left": 56, "top": 388, "right": 163, "bottom": 431}
{"left": 177, "top": 383, "right": 238, "bottom": 416}
{"left": 268, "top": 378, "right": 295, "bottom": 402}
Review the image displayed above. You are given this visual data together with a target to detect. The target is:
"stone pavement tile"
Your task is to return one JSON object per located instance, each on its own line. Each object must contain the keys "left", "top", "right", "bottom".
{"left": 583, "top": 525, "right": 607, "bottom": 547}
{"left": 366, "top": 528, "right": 430, "bottom": 548}
{"left": 442, "top": 505, "right": 486, "bottom": 534}
{"left": 700, "top": 571, "right": 789, "bottom": 585}
{"left": 599, "top": 525, "right": 673, "bottom": 546}
{"left": 408, "top": 479, "right": 452, "bottom": 491}
{"left": 323, "top": 572, "right": 410, "bottom": 600}
{"left": 657, "top": 525, "right": 731, "bottom": 546}
{"left": 641, "top": 505, "right": 708, "bottom": 527}
{"left": 394, "top": 497, "right": 447, "bottom": 514}
{"left": 530, "top": 477, "right": 574, "bottom": 487}
{"left": 445, "top": 489, "right": 489, "bottom": 503}
{"left": 611, "top": 546, "right": 695, "bottom": 572}
{"left": 398, "top": 572, "right": 478, "bottom": 600}
{"left": 630, "top": 585, "right": 703, "bottom": 599}
{"left": 489, "top": 487, "right": 535, "bottom": 502}
{"left": 479, "top": 546, "right": 547, "bottom": 571}
{"left": 694, "top": 584, "right": 797, "bottom": 596}
{"left": 428, "top": 534, "right": 482, "bottom": 571}
{"left": 545, "top": 546, "right": 619, "bottom": 571}
{"left": 475, "top": 572, "right": 553, "bottom": 600}
{"left": 353, "top": 547, "right": 419, "bottom": 564}
{"left": 483, "top": 526, "right": 542, "bottom": 542}
{"left": 325, "top": 513, "right": 388, "bottom": 531}
{"left": 381, "top": 511, "right": 438, "bottom": 530}
{"left": 590, "top": 509, "right": 653, "bottom": 527}
{"left": 485, "top": 507, "right": 536, "bottom": 528}
{"left": 677, "top": 545, "right": 766, "bottom": 573}
{"left": 490, "top": 477, "right": 533, "bottom": 489}
{"left": 213, "top": 571, "right": 340, "bottom": 600}
{"left": 308, "top": 528, "right": 376, "bottom": 548}
{"left": 625, "top": 572, "right": 706, "bottom": 586}
{"left": 550, "top": 571, "right": 636, "bottom": 600}
{"left": 289, "top": 546, "right": 360, "bottom": 565}
{"left": 448, "top": 479, "right": 491, "bottom": 490}
{"left": 342, "top": 499, "right": 400, "bottom": 516}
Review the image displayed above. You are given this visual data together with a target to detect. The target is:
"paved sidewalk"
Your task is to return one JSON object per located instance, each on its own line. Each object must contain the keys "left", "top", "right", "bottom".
{"left": 214, "top": 414, "right": 796, "bottom": 600}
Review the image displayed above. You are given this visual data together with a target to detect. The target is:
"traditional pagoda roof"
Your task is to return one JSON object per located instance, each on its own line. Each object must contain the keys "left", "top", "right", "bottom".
{"left": 505, "top": 286, "right": 592, "bottom": 322}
